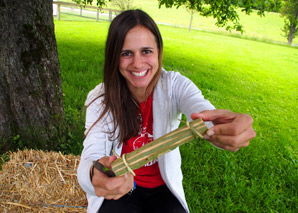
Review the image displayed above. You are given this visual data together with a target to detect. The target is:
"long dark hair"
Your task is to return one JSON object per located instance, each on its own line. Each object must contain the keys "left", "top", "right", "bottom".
{"left": 87, "top": 10, "right": 163, "bottom": 146}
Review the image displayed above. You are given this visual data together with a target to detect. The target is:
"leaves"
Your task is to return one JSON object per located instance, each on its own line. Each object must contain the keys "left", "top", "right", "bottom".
{"left": 158, "top": 0, "right": 274, "bottom": 32}
{"left": 280, "top": 0, "right": 298, "bottom": 44}
{"left": 72, "top": 0, "right": 108, "bottom": 8}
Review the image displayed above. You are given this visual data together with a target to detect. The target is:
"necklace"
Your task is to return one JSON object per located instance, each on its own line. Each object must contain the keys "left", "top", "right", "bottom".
{"left": 137, "top": 93, "right": 152, "bottom": 125}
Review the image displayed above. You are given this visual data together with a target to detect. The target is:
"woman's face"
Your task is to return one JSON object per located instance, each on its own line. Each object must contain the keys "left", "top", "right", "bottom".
{"left": 119, "top": 25, "right": 159, "bottom": 100}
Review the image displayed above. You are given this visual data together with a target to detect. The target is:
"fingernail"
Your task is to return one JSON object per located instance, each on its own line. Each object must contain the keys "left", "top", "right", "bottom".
{"left": 124, "top": 174, "right": 128, "bottom": 179}
{"left": 207, "top": 130, "right": 214, "bottom": 136}
{"left": 203, "top": 134, "right": 210, "bottom": 140}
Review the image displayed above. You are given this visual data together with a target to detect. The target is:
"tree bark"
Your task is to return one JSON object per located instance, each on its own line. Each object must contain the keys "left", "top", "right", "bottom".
{"left": 288, "top": 24, "right": 296, "bottom": 45}
{"left": 288, "top": 32, "right": 294, "bottom": 45}
{"left": 0, "top": 0, "right": 64, "bottom": 151}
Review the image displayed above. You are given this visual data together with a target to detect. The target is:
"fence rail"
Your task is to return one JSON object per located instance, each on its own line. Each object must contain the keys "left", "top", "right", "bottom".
{"left": 53, "top": 1, "right": 122, "bottom": 21}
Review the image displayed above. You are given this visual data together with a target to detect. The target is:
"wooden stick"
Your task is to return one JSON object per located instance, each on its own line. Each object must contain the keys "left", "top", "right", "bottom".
{"left": 111, "top": 118, "right": 207, "bottom": 176}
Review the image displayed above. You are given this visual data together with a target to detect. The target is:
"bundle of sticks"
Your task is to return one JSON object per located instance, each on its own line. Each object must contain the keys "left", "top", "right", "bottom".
{"left": 111, "top": 118, "right": 207, "bottom": 176}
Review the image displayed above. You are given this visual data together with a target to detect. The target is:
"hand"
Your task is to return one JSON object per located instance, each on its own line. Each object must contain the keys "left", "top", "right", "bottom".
{"left": 191, "top": 109, "right": 256, "bottom": 152}
{"left": 91, "top": 155, "right": 134, "bottom": 200}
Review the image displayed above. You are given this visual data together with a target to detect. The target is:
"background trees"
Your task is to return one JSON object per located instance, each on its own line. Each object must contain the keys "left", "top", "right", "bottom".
{"left": 73, "top": 0, "right": 279, "bottom": 33}
{"left": 111, "top": 0, "right": 135, "bottom": 11}
{"left": 157, "top": 0, "right": 269, "bottom": 32}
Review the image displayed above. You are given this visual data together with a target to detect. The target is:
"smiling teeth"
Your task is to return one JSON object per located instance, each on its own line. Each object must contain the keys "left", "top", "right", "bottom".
{"left": 131, "top": 70, "right": 148, "bottom": 77}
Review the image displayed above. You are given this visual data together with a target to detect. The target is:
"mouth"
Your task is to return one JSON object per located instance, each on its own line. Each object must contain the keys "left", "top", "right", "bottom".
{"left": 130, "top": 69, "right": 149, "bottom": 77}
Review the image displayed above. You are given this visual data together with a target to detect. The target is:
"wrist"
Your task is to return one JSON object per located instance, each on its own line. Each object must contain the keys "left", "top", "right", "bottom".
{"left": 127, "top": 181, "right": 136, "bottom": 195}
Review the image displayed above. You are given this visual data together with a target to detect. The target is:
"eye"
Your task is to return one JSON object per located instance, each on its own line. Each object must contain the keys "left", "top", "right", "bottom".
{"left": 143, "top": 49, "right": 152, "bottom": 55}
{"left": 121, "top": 51, "right": 131, "bottom": 57}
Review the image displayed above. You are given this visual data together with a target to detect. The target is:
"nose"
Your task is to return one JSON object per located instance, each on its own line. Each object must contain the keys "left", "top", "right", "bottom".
{"left": 132, "top": 53, "right": 143, "bottom": 69}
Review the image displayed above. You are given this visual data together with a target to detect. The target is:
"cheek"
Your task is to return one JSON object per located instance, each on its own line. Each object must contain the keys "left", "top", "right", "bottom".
{"left": 149, "top": 56, "right": 159, "bottom": 68}
{"left": 119, "top": 59, "right": 129, "bottom": 70}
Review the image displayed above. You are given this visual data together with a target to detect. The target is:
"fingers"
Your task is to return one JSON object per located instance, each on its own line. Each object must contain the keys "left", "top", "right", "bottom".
{"left": 209, "top": 113, "right": 254, "bottom": 136}
{"left": 205, "top": 127, "right": 256, "bottom": 152}
{"left": 107, "top": 173, "right": 134, "bottom": 199}
{"left": 191, "top": 109, "right": 256, "bottom": 151}
{"left": 93, "top": 172, "right": 133, "bottom": 198}
{"left": 91, "top": 156, "right": 135, "bottom": 199}
{"left": 100, "top": 173, "right": 134, "bottom": 200}
{"left": 92, "top": 166, "right": 126, "bottom": 189}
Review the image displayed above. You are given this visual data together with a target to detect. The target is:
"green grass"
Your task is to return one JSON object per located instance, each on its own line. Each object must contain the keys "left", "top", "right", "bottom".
{"left": 55, "top": 18, "right": 298, "bottom": 212}
{"left": 131, "top": 0, "right": 289, "bottom": 43}
{"left": 57, "top": 0, "right": 297, "bottom": 45}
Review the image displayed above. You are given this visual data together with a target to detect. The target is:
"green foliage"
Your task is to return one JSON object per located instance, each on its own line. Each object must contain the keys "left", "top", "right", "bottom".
{"left": 54, "top": 18, "right": 298, "bottom": 211}
{"left": 0, "top": 135, "right": 25, "bottom": 152}
{"left": 266, "top": 0, "right": 283, "bottom": 12}
{"left": 71, "top": 0, "right": 280, "bottom": 32}
{"left": 280, "top": 0, "right": 298, "bottom": 44}
{"left": 157, "top": 0, "right": 277, "bottom": 32}
{"left": 72, "top": 0, "right": 107, "bottom": 8}
{"left": 0, "top": 153, "right": 9, "bottom": 171}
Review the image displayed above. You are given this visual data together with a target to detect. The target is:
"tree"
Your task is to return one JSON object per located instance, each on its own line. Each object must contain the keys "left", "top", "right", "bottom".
{"left": 112, "top": 0, "right": 135, "bottom": 11}
{"left": 74, "top": 0, "right": 278, "bottom": 32}
{"left": 186, "top": 8, "right": 197, "bottom": 32}
{"left": 158, "top": 0, "right": 275, "bottom": 33}
{"left": 0, "top": 0, "right": 64, "bottom": 152}
{"left": 267, "top": 0, "right": 283, "bottom": 12}
{"left": 281, "top": 0, "right": 298, "bottom": 45}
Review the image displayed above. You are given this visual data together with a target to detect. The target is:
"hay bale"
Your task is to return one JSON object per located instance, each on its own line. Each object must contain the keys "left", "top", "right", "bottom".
{"left": 0, "top": 149, "right": 87, "bottom": 212}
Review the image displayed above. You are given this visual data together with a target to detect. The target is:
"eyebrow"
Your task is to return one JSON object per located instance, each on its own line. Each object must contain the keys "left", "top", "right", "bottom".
{"left": 121, "top": 47, "right": 155, "bottom": 52}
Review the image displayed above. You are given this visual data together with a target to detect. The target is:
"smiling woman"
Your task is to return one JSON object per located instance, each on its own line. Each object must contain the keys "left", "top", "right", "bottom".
{"left": 77, "top": 9, "right": 256, "bottom": 213}
{"left": 119, "top": 26, "right": 159, "bottom": 103}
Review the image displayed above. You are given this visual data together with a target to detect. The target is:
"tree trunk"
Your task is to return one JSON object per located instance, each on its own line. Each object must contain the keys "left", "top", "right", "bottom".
{"left": 288, "top": 32, "right": 294, "bottom": 45}
{"left": 189, "top": 13, "right": 193, "bottom": 32}
{"left": 288, "top": 24, "right": 296, "bottom": 45}
{"left": 0, "top": 0, "right": 64, "bottom": 152}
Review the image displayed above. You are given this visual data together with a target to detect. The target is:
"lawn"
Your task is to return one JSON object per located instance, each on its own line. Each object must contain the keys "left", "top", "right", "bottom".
{"left": 58, "top": 0, "right": 297, "bottom": 45}
{"left": 131, "top": 0, "right": 289, "bottom": 44}
{"left": 54, "top": 17, "right": 298, "bottom": 212}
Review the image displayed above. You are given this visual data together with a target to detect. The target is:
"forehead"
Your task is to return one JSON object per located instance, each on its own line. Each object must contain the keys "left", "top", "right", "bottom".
{"left": 122, "top": 25, "right": 157, "bottom": 49}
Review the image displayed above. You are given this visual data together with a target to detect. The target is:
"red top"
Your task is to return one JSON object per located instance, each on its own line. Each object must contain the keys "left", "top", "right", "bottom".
{"left": 121, "top": 94, "right": 165, "bottom": 188}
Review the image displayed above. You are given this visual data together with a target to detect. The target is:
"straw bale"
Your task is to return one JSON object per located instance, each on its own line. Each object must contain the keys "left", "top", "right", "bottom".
{"left": 0, "top": 149, "right": 87, "bottom": 212}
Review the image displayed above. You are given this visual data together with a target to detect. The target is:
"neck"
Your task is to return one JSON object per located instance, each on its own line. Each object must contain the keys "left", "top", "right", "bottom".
{"left": 131, "top": 86, "right": 153, "bottom": 103}
{"left": 134, "top": 90, "right": 151, "bottom": 103}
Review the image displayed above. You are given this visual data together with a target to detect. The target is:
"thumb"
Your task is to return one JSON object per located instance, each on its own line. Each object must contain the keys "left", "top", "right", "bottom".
{"left": 108, "top": 155, "right": 117, "bottom": 165}
{"left": 98, "top": 155, "right": 117, "bottom": 169}
{"left": 191, "top": 110, "right": 220, "bottom": 121}
{"left": 191, "top": 112, "right": 205, "bottom": 121}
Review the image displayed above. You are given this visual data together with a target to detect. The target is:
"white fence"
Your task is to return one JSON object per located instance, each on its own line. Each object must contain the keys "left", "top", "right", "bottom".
{"left": 52, "top": 1, "right": 121, "bottom": 22}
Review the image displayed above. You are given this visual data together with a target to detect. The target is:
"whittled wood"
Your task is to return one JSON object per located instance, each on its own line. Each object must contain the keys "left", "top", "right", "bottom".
{"left": 111, "top": 118, "right": 208, "bottom": 176}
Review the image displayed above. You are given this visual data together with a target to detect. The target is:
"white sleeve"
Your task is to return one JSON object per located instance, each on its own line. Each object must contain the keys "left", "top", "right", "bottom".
{"left": 173, "top": 72, "right": 215, "bottom": 127}
{"left": 77, "top": 96, "right": 110, "bottom": 196}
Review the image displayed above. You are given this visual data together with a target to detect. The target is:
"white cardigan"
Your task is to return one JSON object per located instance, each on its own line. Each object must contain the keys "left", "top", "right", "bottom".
{"left": 77, "top": 69, "right": 215, "bottom": 213}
